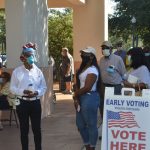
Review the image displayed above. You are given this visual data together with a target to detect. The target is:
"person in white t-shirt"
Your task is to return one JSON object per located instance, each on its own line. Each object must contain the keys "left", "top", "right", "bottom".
{"left": 73, "top": 47, "right": 100, "bottom": 150}
{"left": 123, "top": 47, "right": 150, "bottom": 90}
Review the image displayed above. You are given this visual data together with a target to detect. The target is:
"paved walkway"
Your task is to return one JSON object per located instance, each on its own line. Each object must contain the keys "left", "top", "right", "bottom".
{"left": 0, "top": 92, "right": 101, "bottom": 150}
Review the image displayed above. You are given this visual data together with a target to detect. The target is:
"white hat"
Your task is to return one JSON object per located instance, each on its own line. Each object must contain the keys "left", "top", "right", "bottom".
{"left": 81, "top": 47, "right": 96, "bottom": 56}
{"left": 101, "top": 41, "right": 113, "bottom": 48}
{"left": 62, "top": 47, "right": 69, "bottom": 52}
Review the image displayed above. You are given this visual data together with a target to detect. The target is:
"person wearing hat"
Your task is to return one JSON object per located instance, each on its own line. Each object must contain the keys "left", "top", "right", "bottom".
{"left": 114, "top": 41, "right": 127, "bottom": 65}
{"left": 73, "top": 47, "right": 100, "bottom": 150}
{"left": 10, "top": 42, "right": 47, "bottom": 150}
{"left": 123, "top": 47, "right": 150, "bottom": 90}
{"left": 99, "top": 41, "right": 126, "bottom": 118}
{"left": 60, "top": 47, "right": 74, "bottom": 94}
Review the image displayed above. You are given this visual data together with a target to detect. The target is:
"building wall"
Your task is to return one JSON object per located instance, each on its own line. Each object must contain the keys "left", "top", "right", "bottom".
{"left": 5, "top": 0, "right": 49, "bottom": 68}
{"left": 47, "top": 0, "right": 73, "bottom": 8}
{"left": 73, "top": 0, "right": 107, "bottom": 71}
{"left": 0, "top": 0, "right": 4, "bottom": 8}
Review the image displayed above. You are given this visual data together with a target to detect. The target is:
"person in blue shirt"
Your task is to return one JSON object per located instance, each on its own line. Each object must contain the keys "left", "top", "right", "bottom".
{"left": 114, "top": 41, "right": 127, "bottom": 65}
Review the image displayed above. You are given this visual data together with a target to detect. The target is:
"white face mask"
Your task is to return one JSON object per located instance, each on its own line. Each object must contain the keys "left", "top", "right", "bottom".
{"left": 126, "top": 55, "right": 132, "bottom": 65}
{"left": 117, "top": 47, "right": 122, "bottom": 51}
{"left": 103, "top": 49, "right": 110, "bottom": 57}
{"left": 127, "top": 55, "right": 131, "bottom": 61}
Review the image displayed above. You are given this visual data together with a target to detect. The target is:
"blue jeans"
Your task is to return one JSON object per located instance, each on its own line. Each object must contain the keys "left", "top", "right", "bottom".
{"left": 76, "top": 92, "right": 100, "bottom": 147}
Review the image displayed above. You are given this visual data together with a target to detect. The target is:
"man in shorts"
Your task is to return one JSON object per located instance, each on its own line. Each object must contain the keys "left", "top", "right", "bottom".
{"left": 60, "top": 48, "right": 73, "bottom": 94}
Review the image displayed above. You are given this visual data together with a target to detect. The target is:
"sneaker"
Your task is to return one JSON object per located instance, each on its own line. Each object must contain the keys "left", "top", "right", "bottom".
{"left": 0, "top": 124, "right": 3, "bottom": 131}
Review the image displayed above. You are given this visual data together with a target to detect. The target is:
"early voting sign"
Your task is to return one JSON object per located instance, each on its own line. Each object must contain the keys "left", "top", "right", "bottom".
{"left": 101, "top": 87, "right": 150, "bottom": 150}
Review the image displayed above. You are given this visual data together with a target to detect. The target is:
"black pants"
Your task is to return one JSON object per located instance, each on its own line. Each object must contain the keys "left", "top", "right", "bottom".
{"left": 16, "top": 99, "right": 42, "bottom": 150}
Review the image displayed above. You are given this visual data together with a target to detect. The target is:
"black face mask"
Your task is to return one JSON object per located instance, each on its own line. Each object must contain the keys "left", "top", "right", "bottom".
{"left": 81, "top": 55, "right": 91, "bottom": 64}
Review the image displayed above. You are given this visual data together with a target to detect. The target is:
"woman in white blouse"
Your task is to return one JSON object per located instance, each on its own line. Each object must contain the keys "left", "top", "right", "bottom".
{"left": 124, "top": 47, "right": 150, "bottom": 91}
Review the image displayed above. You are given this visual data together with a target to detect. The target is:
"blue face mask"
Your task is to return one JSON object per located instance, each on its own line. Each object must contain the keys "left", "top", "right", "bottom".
{"left": 27, "top": 55, "right": 35, "bottom": 65}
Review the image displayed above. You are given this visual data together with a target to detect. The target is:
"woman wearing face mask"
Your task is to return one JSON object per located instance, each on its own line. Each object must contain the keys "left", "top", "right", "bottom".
{"left": 123, "top": 47, "right": 150, "bottom": 91}
{"left": 73, "top": 47, "right": 101, "bottom": 150}
{"left": 0, "top": 72, "right": 11, "bottom": 130}
{"left": 10, "top": 42, "right": 47, "bottom": 150}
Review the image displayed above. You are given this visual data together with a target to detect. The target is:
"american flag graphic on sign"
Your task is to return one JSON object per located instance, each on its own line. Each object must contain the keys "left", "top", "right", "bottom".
{"left": 107, "top": 111, "right": 139, "bottom": 128}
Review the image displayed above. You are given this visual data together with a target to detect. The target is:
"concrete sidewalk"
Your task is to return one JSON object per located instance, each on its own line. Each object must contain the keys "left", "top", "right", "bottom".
{"left": 0, "top": 92, "right": 101, "bottom": 150}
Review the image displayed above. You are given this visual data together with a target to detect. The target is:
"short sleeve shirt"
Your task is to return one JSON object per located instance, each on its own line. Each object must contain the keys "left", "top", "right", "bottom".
{"left": 79, "top": 66, "right": 99, "bottom": 91}
{"left": 128, "top": 65, "right": 150, "bottom": 88}
{"left": 99, "top": 54, "right": 126, "bottom": 84}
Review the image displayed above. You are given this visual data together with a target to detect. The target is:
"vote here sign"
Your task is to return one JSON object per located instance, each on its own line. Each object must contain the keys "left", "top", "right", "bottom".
{"left": 101, "top": 88, "right": 150, "bottom": 150}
